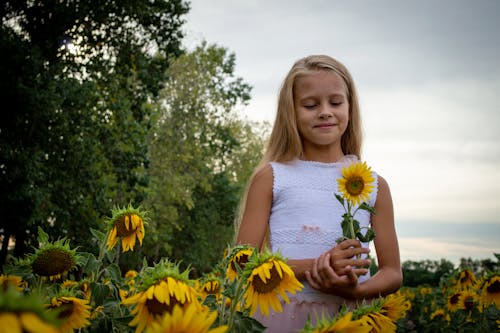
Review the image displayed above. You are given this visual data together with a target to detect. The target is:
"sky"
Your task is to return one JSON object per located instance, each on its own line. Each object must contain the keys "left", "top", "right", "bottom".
{"left": 182, "top": 0, "right": 500, "bottom": 264}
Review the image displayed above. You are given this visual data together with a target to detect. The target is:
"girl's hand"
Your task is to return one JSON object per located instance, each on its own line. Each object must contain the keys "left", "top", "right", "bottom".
{"left": 305, "top": 252, "right": 362, "bottom": 298}
{"left": 328, "top": 239, "right": 371, "bottom": 276}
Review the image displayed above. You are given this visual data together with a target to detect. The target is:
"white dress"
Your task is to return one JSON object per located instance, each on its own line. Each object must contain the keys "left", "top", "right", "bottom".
{"left": 254, "top": 157, "right": 378, "bottom": 332}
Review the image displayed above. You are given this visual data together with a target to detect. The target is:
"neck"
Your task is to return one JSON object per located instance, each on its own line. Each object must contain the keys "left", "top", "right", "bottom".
{"left": 301, "top": 146, "right": 344, "bottom": 163}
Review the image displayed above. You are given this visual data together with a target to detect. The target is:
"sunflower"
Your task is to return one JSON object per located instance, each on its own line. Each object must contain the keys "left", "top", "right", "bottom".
{"left": 0, "top": 288, "right": 58, "bottom": 333}
{"left": 337, "top": 161, "right": 375, "bottom": 206}
{"left": 122, "top": 259, "right": 200, "bottom": 333}
{"left": 480, "top": 274, "right": 500, "bottom": 307}
{"left": 106, "top": 204, "right": 147, "bottom": 252}
{"left": 243, "top": 250, "right": 303, "bottom": 316}
{"left": 379, "top": 292, "right": 411, "bottom": 321}
{"left": 225, "top": 245, "right": 253, "bottom": 281}
{"left": 147, "top": 304, "right": 227, "bottom": 333}
{"left": 60, "top": 280, "right": 78, "bottom": 290}
{"left": 430, "top": 308, "right": 450, "bottom": 322}
{"left": 457, "top": 289, "right": 478, "bottom": 311}
{"left": 357, "top": 312, "right": 395, "bottom": 333}
{"left": 26, "top": 229, "right": 79, "bottom": 281}
{"left": 198, "top": 274, "right": 221, "bottom": 300}
{"left": 46, "top": 295, "right": 91, "bottom": 333}
{"left": 456, "top": 269, "right": 477, "bottom": 290}
{"left": 300, "top": 311, "right": 370, "bottom": 333}
{"left": 446, "top": 290, "right": 462, "bottom": 312}
{"left": 0, "top": 275, "right": 26, "bottom": 292}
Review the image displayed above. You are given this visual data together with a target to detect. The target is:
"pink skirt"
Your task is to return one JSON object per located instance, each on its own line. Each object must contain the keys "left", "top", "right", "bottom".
{"left": 253, "top": 298, "right": 359, "bottom": 333}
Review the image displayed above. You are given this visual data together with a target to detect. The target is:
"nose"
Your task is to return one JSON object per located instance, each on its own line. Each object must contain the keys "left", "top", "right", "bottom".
{"left": 318, "top": 104, "right": 333, "bottom": 119}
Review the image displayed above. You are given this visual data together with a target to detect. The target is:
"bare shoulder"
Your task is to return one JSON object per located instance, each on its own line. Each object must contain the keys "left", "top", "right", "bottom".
{"left": 377, "top": 175, "right": 391, "bottom": 193}
{"left": 250, "top": 163, "right": 273, "bottom": 189}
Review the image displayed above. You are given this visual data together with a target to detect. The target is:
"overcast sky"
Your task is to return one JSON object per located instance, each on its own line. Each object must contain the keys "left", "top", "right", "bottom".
{"left": 182, "top": 0, "right": 500, "bottom": 264}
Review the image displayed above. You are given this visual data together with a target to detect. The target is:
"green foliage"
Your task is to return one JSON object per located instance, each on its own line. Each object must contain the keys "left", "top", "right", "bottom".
{"left": 0, "top": 0, "right": 189, "bottom": 267}
{"left": 144, "top": 42, "right": 265, "bottom": 271}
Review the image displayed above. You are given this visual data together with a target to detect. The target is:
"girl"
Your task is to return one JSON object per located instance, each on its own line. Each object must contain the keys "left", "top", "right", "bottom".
{"left": 235, "top": 55, "right": 402, "bottom": 332}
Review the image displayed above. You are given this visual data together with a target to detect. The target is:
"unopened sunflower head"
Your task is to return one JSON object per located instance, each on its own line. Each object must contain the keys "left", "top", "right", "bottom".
{"left": 225, "top": 244, "right": 254, "bottom": 281}
{"left": 337, "top": 161, "right": 375, "bottom": 206}
{"left": 0, "top": 287, "right": 59, "bottom": 333}
{"left": 121, "top": 259, "right": 201, "bottom": 333}
{"left": 26, "top": 229, "right": 80, "bottom": 281}
{"left": 243, "top": 250, "right": 303, "bottom": 316}
{"left": 106, "top": 204, "right": 148, "bottom": 252}
{"left": 45, "top": 290, "right": 91, "bottom": 333}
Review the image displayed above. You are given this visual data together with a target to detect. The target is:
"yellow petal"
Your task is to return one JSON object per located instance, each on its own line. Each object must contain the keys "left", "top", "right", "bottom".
{"left": 20, "top": 312, "right": 57, "bottom": 333}
{"left": 0, "top": 313, "right": 22, "bottom": 333}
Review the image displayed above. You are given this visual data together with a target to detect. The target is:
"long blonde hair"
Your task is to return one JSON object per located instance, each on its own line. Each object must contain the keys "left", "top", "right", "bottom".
{"left": 234, "top": 55, "right": 363, "bottom": 243}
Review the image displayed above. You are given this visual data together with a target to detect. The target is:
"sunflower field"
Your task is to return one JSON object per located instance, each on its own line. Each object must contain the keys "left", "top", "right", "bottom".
{"left": 0, "top": 205, "right": 499, "bottom": 333}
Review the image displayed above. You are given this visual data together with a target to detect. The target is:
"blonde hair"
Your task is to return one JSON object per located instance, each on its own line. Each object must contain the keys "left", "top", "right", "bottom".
{"left": 266, "top": 54, "right": 362, "bottom": 162}
{"left": 234, "top": 55, "right": 363, "bottom": 244}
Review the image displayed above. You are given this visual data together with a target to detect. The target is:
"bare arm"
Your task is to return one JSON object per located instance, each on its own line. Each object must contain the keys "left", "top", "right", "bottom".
{"left": 306, "top": 175, "right": 403, "bottom": 298}
{"left": 235, "top": 164, "right": 273, "bottom": 250}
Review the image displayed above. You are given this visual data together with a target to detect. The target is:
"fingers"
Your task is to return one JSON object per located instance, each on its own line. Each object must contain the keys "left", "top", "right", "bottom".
{"left": 305, "top": 271, "right": 322, "bottom": 290}
{"left": 311, "top": 257, "right": 322, "bottom": 285}
{"left": 345, "top": 266, "right": 358, "bottom": 284}
{"left": 351, "top": 268, "right": 369, "bottom": 277}
{"left": 336, "top": 239, "right": 363, "bottom": 250}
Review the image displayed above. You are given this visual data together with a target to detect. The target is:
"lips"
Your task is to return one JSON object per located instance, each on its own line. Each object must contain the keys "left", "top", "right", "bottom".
{"left": 314, "top": 123, "right": 336, "bottom": 128}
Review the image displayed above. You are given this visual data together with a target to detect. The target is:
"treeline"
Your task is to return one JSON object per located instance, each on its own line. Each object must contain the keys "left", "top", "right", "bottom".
{"left": 401, "top": 255, "right": 500, "bottom": 287}
{"left": 0, "top": 0, "right": 266, "bottom": 276}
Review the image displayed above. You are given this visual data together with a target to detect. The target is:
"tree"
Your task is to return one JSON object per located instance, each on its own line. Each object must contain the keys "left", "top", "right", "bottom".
{"left": 0, "top": 0, "right": 190, "bottom": 267}
{"left": 145, "top": 42, "right": 266, "bottom": 273}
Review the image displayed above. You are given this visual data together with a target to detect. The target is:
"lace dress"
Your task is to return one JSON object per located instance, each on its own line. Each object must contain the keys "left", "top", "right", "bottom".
{"left": 254, "top": 157, "right": 378, "bottom": 332}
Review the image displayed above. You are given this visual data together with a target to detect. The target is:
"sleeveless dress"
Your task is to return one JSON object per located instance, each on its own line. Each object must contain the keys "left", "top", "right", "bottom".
{"left": 254, "top": 156, "right": 378, "bottom": 332}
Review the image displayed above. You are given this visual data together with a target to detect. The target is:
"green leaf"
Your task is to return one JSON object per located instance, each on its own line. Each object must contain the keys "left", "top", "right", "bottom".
{"left": 91, "top": 282, "right": 111, "bottom": 306}
{"left": 80, "top": 252, "right": 100, "bottom": 273}
{"left": 37, "top": 227, "right": 50, "bottom": 245}
{"left": 334, "top": 193, "right": 345, "bottom": 206}
{"left": 106, "top": 263, "right": 122, "bottom": 283}
{"left": 359, "top": 202, "right": 376, "bottom": 215}
{"left": 232, "top": 311, "right": 266, "bottom": 333}
{"left": 357, "top": 228, "right": 376, "bottom": 243}
{"left": 90, "top": 228, "right": 106, "bottom": 243}
{"left": 341, "top": 217, "right": 351, "bottom": 239}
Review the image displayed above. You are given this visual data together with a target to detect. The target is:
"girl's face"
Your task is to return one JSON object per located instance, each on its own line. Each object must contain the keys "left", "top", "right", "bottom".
{"left": 293, "top": 70, "right": 349, "bottom": 154}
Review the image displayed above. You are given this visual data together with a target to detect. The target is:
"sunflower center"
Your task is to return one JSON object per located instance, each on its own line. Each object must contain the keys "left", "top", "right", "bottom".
{"left": 56, "top": 301, "right": 75, "bottom": 319}
{"left": 115, "top": 215, "right": 138, "bottom": 237}
{"left": 146, "top": 296, "right": 180, "bottom": 316}
{"left": 486, "top": 280, "right": 500, "bottom": 293}
{"left": 463, "top": 296, "right": 474, "bottom": 310}
{"left": 449, "top": 293, "right": 460, "bottom": 305}
{"left": 231, "top": 254, "right": 249, "bottom": 272}
{"left": 252, "top": 266, "right": 283, "bottom": 294}
{"left": 31, "top": 248, "right": 73, "bottom": 277}
{"left": 346, "top": 177, "right": 364, "bottom": 196}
